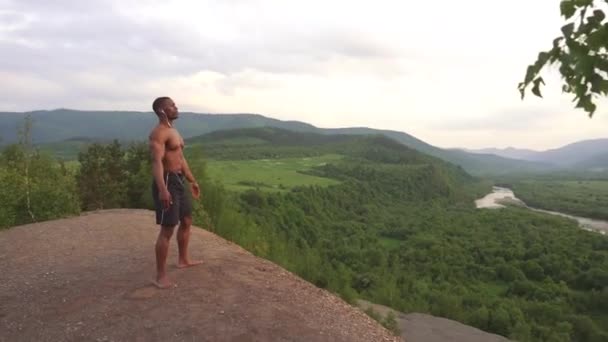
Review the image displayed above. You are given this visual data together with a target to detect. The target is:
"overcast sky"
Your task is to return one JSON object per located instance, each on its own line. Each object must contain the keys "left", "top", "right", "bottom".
{"left": 1, "top": 0, "right": 607, "bottom": 149}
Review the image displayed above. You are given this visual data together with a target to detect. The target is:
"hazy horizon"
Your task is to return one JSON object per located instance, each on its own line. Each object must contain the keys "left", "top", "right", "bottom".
{"left": 3, "top": 106, "right": 607, "bottom": 152}
{"left": 2, "top": 0, "right": 608, "bottom": 150}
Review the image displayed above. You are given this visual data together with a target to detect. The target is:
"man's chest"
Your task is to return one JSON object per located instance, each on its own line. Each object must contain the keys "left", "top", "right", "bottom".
{"left": 165, "top": 132, "right": 184, "bottom": 151}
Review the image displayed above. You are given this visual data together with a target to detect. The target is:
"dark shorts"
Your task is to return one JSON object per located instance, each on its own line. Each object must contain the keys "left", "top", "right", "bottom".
{"left": 152, "top": 172, "right": 193, "bottom": 227}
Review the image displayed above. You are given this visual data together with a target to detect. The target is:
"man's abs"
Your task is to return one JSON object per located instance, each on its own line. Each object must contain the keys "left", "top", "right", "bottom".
{"left": 162, "top": 150, "right": 184, "bottom": 173}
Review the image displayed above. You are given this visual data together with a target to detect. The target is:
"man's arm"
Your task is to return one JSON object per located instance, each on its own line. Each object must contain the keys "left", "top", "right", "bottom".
{"left": 149, "top": 131, "right": 171, "bottom": 208}
{"left": 181, "top": 155, "right": 196, "bottom": 184}
{"left": 181, "top": 154, "right": 200, "bottom": 199}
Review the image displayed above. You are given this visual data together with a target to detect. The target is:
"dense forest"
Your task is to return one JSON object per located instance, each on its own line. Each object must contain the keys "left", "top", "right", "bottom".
{"left": 1, "top": 125, "right": 607, "bottom": 341}
{"left": 510, "top": 179, "right": 608, "bottom": 221}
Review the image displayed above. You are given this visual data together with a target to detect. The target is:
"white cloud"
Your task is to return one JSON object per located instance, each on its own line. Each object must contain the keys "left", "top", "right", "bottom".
{"left": 0, "top": 0, "right": 604, "bottom": 149}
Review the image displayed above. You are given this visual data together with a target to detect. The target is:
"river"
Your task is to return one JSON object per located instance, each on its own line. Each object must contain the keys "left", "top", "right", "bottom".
{"left": 476, "top": 186, "right": 608, "bottom": 235}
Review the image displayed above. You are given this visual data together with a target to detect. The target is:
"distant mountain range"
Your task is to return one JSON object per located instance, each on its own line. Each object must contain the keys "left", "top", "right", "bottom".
{"left": 460, "top": 138, "right": 608, "bottom": 169}
{"left": 459, "top": 147, "right": 539, "bottom": 161}
{"left": 0, "top": 109, "right": 556, "bottom": 175}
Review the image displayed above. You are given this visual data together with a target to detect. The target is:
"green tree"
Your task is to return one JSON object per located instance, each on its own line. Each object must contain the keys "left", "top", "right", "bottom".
{"left": 124, "top": 142, "right": 153, "bottom": 209}
{"left": 497, "top": 264, "right": 526, "bottom": 282}
{"left": 523, "top": 260, "right": 545, "bottom": 281}
{"left": 76, "top": 141, "right": 127, "bottom": 210}
{"left": 510, "top": 321, "right": 532, "bottom": 341}
{"left": 0, "top": 117, "right": 80, "bottom": 228}
{"left": 488, "top": 305, "right": 511, "bottom": 337}
{"left": 18, "top": 115, "right": 36, "bottom": 222}
{"left": 570, "top": 315, "right": 603, "bottom": 341}
{"left": 469, "top": 306, "right": 490, "bottom": 330}
{"left": 519, "top": 0, "right": 608, "bottom": 117}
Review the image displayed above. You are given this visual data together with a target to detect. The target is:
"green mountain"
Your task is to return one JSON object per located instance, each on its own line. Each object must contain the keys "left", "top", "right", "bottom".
{"left": 0, "top": 109, "right": 315, "bottom": 144}
{"left": 461, "top": 147, "right": 539, "bottom": 160}
{"left": 0, "top": 109, "right": 548, "bottom": 175}
{"left": 190, "top": 126, "right": 356, "bottom": 147}
{"left": 531, "top": 138, "right": 608, "bottom": 167}
{"left": 190, "top": 126, "right": 469, "bottom": 174}
{"left": 190, "top": 127, "right": 485, "bottom": 201}
{"left": 298, "top": 127, "right": 551, "bottom": 175}
{"left": 577, "top": 151, "right": 608, "bottom": 170}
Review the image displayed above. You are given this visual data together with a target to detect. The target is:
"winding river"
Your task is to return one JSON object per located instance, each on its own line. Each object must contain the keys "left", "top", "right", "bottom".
{"left": 476, "top": 187, "right": 608, "bottom": 235}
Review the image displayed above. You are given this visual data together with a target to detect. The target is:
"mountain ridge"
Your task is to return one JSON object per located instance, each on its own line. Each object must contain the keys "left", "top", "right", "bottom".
{"left": 463, "top": 138, "right": 608, "bottom": 168}
{"left": 0, "top": 109, "right": 549, "bottom": 174}
{"left": 458, "top": 147, "right": 539, "bottom": 160}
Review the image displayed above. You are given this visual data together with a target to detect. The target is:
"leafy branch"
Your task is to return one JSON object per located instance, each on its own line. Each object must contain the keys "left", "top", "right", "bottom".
{"left": 518, "top": 0, "right": 608, "bottom": 117}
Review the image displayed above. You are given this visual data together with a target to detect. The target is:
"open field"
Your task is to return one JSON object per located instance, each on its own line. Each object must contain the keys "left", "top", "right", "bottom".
{"left": 205, "top": 154, "right": 343, "bottom": 192}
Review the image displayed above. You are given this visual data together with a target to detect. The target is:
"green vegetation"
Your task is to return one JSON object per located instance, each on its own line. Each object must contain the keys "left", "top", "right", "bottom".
{"left": 363, "top": 307, "right": 401, "bottom": 336}
{"left": 212, "top": 172, "right": 607, "bottom": 341}
{"left": 206, "top": 155, "right": 342, "bottom": 192}
{"left": 0, "top": 117, "right": 160, "bottom": 228}
{"left": 379, "top": 237, "right": 401, "bottom": 250}
{"left": 188, "top": 128, "right": 607, "bottom": 341}
{"left": 36, "top": 139, "right": 91, "bottom": 160}
{"left": 0, "top": 118, "right": 80, "bottom": 229}
{"left": 2, "top": 124, "right": 607, "bottom": 341}
{"left": 520, "top": 0, "right": 608, "bottom": 116}
{"left": 75, "top": 140, "right": 153, "bottom": 211}
{"left": 510, "top": 179, "right": 608, "bottom": 220}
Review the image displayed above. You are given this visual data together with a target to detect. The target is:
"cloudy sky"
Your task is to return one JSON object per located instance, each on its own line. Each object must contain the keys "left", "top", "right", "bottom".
{"left": 1, "top": 0, "right": 607, "bottom": 150}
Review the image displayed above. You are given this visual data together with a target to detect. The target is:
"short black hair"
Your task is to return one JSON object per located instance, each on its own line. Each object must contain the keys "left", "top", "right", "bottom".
{"left": 152, "top": 97, "right": 171, "bottom": 114}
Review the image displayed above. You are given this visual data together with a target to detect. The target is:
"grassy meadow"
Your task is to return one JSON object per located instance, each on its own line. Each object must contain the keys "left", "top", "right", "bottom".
{"left": 205, "top": 154, "right": 343, "bottom": 192}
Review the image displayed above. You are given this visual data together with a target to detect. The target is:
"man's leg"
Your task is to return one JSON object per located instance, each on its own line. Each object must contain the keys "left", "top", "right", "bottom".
{"left": 154, "top": 225, "right": 175, "bottom": 288}
{"left": 177, "top": 215, "right": 203, "bottom": 268}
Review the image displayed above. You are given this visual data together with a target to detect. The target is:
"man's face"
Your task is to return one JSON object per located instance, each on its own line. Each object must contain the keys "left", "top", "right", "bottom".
{"left": 162, "top": 98, "right": 179, "bottom": 120}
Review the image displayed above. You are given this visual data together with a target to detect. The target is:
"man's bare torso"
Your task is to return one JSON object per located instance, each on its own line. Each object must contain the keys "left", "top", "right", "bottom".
{"left": 149, "top": 124, "right": 185, "bottom": 173}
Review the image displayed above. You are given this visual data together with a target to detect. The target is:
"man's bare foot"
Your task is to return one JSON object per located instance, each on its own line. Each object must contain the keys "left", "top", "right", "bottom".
{"left": 150, "top": 277, "right": 173, "bottom": 289}
{"left": 177, "top": 260, "right": 203, "bottom": 269}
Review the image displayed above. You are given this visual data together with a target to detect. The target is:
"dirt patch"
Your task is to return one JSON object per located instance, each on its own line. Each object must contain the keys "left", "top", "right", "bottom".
{"left": 0, "top": 209, "right": 401, "bottom": 342}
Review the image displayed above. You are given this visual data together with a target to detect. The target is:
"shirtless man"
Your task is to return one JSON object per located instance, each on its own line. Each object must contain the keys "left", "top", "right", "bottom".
{"left": 149, "top": 96, "right": 202, "bottom": 289}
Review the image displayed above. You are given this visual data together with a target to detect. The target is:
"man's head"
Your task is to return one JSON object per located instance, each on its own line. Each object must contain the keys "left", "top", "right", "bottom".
{"left": 152, "top": 97, "right": 179, "bottom": 122}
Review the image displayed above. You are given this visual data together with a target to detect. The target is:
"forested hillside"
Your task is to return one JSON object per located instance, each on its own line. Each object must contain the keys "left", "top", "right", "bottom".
{"left": 193, "top": 128, "right": 607, "bottom": 341}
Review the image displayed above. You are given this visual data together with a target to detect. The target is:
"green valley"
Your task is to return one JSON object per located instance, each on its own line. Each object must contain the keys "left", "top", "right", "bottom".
{"left": 2, "top": 125, "right": 607, "bottom": 342}
{"left": 187, "top": 127, "right": 607, "bottom": 341}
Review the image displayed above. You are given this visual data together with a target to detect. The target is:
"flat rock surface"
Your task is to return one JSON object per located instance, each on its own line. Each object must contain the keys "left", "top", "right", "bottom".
{"left": 358, "top": 300, "right": 510, "bottom": 342}
{"left": 0, "top": 209, "right": 400, "bottom": 342}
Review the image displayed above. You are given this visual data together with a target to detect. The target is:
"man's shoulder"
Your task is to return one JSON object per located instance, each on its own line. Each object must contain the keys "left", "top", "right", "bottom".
{"left": 149, "top": 125, "right": 169, "bottom": 141}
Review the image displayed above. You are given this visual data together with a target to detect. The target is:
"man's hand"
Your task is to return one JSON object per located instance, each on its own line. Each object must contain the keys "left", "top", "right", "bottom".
{"left": 191, "top": 182, "right": 201, "bottom": 200}
{"left": 160, "top": 188, "right": 172, "bottom": 209}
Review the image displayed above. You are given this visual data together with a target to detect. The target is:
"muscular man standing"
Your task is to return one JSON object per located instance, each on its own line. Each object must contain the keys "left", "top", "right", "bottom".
{"left": 149, "top": 96, "right": 202, "bottom": 289}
